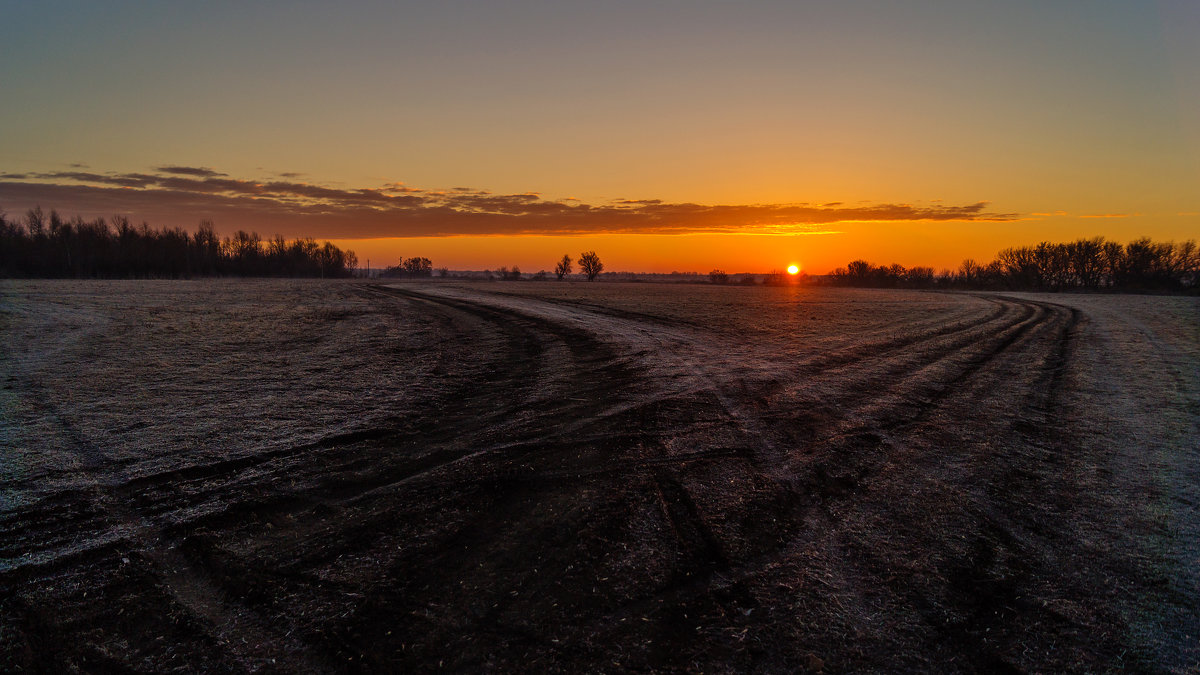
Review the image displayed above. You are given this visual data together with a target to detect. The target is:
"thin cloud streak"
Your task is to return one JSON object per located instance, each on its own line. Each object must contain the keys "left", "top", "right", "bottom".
{"left": 156, "top": 166, "right": 228, "bottom": 178}
{"left": 0, "top": 168, "right": 1019, "bottom": 239}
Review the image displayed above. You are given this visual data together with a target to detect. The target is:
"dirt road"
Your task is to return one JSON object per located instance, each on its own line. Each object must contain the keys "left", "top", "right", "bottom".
{"left": 1, "top": 280, "right": 1196, "bottom": 672}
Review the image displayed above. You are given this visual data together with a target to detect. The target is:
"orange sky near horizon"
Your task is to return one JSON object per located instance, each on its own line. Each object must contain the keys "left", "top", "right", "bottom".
{"left": 331, "top": 212, "right": 1196, "bottom": 275}
{"left": 2, "top": 2, "right": 1198, "bottom": 274}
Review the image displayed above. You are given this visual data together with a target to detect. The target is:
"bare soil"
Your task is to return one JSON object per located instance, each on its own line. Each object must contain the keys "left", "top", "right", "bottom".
{"left": 1, "top": 279, "right": 1197, "bottom": 673}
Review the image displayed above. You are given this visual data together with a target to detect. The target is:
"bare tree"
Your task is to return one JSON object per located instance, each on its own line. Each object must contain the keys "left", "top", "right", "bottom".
{"left": 1067, "top": 237, "right": 1105, "bottom": 289}
{"left": 25, "top": 206, "right": 45, "bottom": 238}
{"left": 554, "top": 254, "right": 572, "bottom": 280}
{"left": 958, "top": 258, "right": 980, "bottom": 286}
{"left": 404, "top": 257, "right": 432, "bottom": 276}
{"left": 906, "top": 266, "right": 935, "bottom": 287}
{"left": 845, "top": 259, "right": 872, "bottom": 286}
{"left": 578, "top": 251, "right": 603, "bottom": 281}
{"left": 709, "top": 269, "right": 729, "bottom": 284}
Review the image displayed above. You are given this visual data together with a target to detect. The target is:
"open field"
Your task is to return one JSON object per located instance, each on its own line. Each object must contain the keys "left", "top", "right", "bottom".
{"left": 1, "top": 279, "right": 1197, "bottom": 672}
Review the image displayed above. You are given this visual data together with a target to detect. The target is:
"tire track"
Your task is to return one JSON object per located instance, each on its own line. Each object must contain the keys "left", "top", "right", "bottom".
{"left": 1, "top": 287, "right": 1060, "bottom": 588}
{"left": 7, "top": 281, "right": 1143, "bottom": 673}
{"left": 0, "top": 373, "right": 334, "bottom": 672}
{"left": 550, "top": 292, "right": 1081, "bottom": 658}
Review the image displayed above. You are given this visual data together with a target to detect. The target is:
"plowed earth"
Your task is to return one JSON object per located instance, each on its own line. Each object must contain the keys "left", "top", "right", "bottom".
{"left": 1, "top": 279, "right": 1197, "bottom": 672}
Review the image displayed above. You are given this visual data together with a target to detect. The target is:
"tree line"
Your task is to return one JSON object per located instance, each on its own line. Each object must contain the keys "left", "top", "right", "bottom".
{"left": 489, "top": 251, "right": 605, "bottom": 281}
{"left": 380, "top": 257, "right": 434, "bottom": 278}
{"left": 0, "top": 207, "right": 358, "bottom": 278}
{"left": 829, "top": 237, "right": 1198, "bottom": 292}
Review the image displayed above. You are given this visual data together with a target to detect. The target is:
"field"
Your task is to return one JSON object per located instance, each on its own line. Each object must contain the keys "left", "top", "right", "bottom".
{"left": 1, "top": 279, "right": 1197, "bottom": 672}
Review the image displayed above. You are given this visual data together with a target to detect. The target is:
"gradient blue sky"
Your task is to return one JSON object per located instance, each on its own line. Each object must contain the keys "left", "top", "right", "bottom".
{"left": 2, "top": 1, "right": 1197, "bottom": 271}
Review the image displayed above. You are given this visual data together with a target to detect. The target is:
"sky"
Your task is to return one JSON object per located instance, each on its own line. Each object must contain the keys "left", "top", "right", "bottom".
{"left": 2, "top": 1, "right": 1197, "bottom": 273}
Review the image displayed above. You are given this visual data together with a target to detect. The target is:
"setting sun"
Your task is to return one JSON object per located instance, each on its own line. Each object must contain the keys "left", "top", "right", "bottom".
{"left": 787, "top": 265, "right": 799, "bottom": 275}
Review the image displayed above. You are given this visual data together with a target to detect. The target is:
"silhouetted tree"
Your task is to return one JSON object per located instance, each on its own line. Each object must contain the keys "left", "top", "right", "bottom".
{"left": 1067, "top": 237, "right": 1105, "bottom": 289}
{"left": 997, "top": 245, "right": 1039, "bottom": 289}
{"left": 403, "top": 257, "right": 432, "bottom": 276}
{"left": 829, "top": 236, "right": 1197, "bottom": 292}
{"left": 763, "top": 270, "right": 787, "bottom": 286}
{"left": 0, "top": 207, "right": 355, "bottom": 278}
{"left": 906, "top": 266, "right": 935, "bottom": 287}
{"left": 382, "top": 256, "right": 433, "bottom": 278}
{"left": 26, "top": 206, "right": 45, "bottom": 238}
{"left": 555, "top": 254, "right": 572, "bottom": 280}
{"left": 846, "top": 259, "right": 872, "bottom": 284}
{"left": 579, "top": 251, "right": 603, "bottom": 281}
{"left": 958, "top": 258, "right": 980, "bottom": 287}
{"left": 709, "top": 269, "right": 729, "bottom": 284}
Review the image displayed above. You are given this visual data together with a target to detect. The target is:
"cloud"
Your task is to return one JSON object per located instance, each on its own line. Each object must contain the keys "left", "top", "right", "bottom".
{"left": 156, "top": 165, "right": 228, "bottom": 178}
{"left": 0, "top": 166, "right": 1019, "bottom": 239}
{"left": 1079, "top": 213, "right": 1130, "bottom": 219}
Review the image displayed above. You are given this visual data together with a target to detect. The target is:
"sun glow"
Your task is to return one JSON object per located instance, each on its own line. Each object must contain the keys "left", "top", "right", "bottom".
{"left": 787, "top": 264, "right": 799, "bottom": 275}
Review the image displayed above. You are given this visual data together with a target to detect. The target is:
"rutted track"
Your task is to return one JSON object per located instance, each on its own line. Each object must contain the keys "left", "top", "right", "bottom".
{"left": 2, "top": 281, "right": 1196, "bottom": 672}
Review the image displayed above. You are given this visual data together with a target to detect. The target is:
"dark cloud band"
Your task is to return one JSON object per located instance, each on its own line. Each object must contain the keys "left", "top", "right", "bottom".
{"left": 0, "top": 167, "right": 1017, "bottom": 238}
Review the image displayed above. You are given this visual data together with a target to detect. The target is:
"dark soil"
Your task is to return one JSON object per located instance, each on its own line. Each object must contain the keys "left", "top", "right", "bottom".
{"left": 2, "top": 280, "right": 1196, "bottom": 673}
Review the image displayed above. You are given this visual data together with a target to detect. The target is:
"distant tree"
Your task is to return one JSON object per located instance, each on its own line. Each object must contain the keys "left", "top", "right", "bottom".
{"left": 958, "top": 258, "right": 980, "bottom": 286}
{"left": 764, "top": 270, "right": 788, "bottom": 286}
{"left": 982, "top": 260, "right": 1005, "bottom": 289}
{"left": 1036, "top": 242, "right": 1071, "bottom": 290}
{"left": 403, "top": 256, "right": 432, "bottom": 277}
{"left": 506, "top": 265, "right": 521, "bottom": 281}
{"left": 555, "top": 254, "right": 572, "bottom": 280}
{"left": 380, "top": 256, "right": 433, "bottom": 278}
{"left": 268, "top": 233, "right": 288, "bottom": 265}
{"left": 906, "top": 266, "right": 935, "bottom": 287}
{"left": 25, "top": 206, "right": 45, "bottom": 238}
{"left": 1101, "top": 240, "right": 1125, "bottom": 288}
{"left": 0, "top": 208, "right": 354, "bottom": 278}
{"left": 230, "top": 230, "right": 262, "bottom": 270}
{"left": 997, "top": 245, "right": 1040, "bottom": 289}
{"left": 823, "top": 236, "right": 1193, "bottom": 292}
{"left": 1173, "top": 240, "right": 1200, "bottom": 288}
{"left": 532, "top": 270, "right": 548, "bottom": 281}
{"left": 845, "top": 259, "right": 872, "bottom": 286}
{"left": 1067, "top": 237, "right": 1105, "bottom": 289}
{"left": 578, "top": 251, "right": 603, "bottom": 281}
{"left": 709, "top": 269, "right": 729, "bottom": 284}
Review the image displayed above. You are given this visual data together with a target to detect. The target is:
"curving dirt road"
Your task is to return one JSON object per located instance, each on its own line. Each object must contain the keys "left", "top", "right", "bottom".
{"left": 1, "top": 280, "right": 1196, "bottom": 672}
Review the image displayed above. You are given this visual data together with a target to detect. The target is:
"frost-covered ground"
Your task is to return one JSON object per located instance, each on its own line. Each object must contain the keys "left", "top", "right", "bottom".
{"left": 1, "top": 279, "right": 1196, "bottom": 672}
